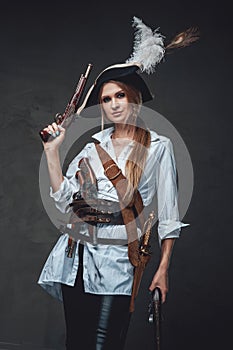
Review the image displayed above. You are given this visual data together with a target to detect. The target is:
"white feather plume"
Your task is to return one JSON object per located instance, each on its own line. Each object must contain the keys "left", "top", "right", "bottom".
{"left": 126, "top": 16, "right": 165, "bottom": 74}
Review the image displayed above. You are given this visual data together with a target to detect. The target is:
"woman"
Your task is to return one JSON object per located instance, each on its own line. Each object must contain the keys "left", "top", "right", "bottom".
{"left": 38, "top": 62, "right": 188, "bottom": 349}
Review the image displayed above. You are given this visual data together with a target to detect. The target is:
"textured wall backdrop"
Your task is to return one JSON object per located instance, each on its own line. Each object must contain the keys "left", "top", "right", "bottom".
{"left": 0, "top": 0, "right": 232, "bottom": 349}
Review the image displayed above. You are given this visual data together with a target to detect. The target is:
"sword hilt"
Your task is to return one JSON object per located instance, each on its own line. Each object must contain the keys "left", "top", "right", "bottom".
{"left": 148, "top": 287, "right": 162, "bottom": 349}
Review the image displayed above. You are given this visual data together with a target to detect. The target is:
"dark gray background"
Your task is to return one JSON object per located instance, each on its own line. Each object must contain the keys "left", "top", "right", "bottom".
{"left": 0, "top": 0, "right": 232, "bottom": 349}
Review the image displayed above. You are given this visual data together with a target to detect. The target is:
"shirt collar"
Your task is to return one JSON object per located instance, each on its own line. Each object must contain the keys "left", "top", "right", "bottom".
{"left": 91, "top": 127, "right": 114, "bottom": 143}
{"left": 91, "top": 127, "right": 160, "bottom": 143}
{"left": 150, "top": 130, "right": 160, "bottom": 142}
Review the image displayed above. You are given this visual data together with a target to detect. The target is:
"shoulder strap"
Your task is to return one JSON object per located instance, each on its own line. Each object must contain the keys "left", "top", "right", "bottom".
{"left": 94, "top": 142, "right": 144, "bottom": 223}
{"left": 95, "top": 142, "right": 145, "bottom": 267}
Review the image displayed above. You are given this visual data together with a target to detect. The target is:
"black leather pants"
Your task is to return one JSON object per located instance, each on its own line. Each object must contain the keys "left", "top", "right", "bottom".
{"left": 61, "top": 244, "right": 131, "bottom": 350}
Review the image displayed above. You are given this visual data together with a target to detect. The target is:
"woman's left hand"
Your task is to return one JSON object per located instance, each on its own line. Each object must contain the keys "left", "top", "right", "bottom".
{"left": 149, "top": 267, "right": 168, "bottom": 303}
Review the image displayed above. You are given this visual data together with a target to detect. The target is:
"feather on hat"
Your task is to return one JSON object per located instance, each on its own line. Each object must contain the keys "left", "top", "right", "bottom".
{"left": 126, "top": 16, "right": 165, "bottom": 74}
{"left": 77, "top": 16, "right": 199, "bottom": 117}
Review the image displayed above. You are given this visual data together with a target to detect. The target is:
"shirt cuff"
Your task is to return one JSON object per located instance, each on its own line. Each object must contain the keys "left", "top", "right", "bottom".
{"left": 49, "top": 177, "right": 73, "bottom": 202}
{"left": 158, "top": 219, "right": 190, "bottom": 240}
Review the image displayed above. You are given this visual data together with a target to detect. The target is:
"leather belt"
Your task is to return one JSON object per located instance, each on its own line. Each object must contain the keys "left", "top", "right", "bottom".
{"left": 69, "top": 198, "right": 125, "bottom": 225}
{"left": 70, "top": 210, "right": 125, "bottom": 225}
{"left": 70, "top": 197, "right": 121, "bottom": 211}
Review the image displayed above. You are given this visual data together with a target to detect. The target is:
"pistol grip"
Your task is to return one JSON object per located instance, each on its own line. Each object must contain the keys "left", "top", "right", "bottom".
{"left": 39, "top": 129, "right": 51, "bottom": 143}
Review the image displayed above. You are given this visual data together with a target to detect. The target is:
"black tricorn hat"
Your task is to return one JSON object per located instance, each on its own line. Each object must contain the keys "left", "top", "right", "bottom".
{"left": 76, "top": 62, "right": 153, "bottom": 118}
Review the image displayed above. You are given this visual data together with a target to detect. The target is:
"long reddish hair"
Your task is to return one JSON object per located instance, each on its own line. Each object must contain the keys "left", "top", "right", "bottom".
{"left": 99, "top": 80, "right": 151, "bottom": 201}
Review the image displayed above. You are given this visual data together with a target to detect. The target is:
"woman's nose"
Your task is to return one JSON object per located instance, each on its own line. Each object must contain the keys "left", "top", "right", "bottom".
{"left": 111, "top": 98, "right": 119, "bottom": 109}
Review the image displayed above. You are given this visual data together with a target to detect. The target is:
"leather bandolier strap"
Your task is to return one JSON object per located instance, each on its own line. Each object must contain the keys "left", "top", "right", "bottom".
{"left": 94, "top": 142, "right": 145, "bottom": 268}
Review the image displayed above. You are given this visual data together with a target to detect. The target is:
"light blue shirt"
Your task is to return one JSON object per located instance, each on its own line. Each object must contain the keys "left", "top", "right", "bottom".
{"left": 38, "top": 127, "right": 189, "bottom": 301}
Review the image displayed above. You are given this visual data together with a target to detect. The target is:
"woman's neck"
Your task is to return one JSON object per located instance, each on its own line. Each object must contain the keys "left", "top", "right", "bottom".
{"left": 112, "top": 123, "right": 136, "bottom": 140}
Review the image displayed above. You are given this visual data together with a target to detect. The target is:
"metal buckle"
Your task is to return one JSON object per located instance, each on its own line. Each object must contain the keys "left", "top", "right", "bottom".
{"left": 104, "top": 164, "right": 122, "bottom": 180}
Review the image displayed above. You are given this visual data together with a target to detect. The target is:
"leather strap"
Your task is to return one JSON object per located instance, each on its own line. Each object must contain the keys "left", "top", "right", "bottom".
{"left": 94, "top": 142, "right": 145, "bottom": 267}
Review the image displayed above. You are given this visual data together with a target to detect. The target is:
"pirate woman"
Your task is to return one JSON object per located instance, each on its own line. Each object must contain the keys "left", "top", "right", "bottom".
{"left": 38, "top": 17, "right": 198, "bottom": 350}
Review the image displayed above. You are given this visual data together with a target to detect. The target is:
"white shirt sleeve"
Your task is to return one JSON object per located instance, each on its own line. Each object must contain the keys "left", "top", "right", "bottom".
{"left": 156, "top": 139, "right": 189, "bottom": 243}
{"left": 49, "top": 144, "right": 91, "bottom": 213}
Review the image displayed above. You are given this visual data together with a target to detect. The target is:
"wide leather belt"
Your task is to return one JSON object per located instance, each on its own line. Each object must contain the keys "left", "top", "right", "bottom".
{"left": 70, "top": 197, "right": 121, "bottom": 211}
{"left": 69, "top": 198, "right": 125, "bottom": 225}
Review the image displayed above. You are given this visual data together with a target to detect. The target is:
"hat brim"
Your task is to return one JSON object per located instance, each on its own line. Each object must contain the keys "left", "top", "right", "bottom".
{"left": 77, "top": 63, "right": 153, "bottom": 118}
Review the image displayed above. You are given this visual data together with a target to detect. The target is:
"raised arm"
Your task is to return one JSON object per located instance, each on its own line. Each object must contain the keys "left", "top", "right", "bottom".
{"left": 41, "top": 122, "right": 92, "bottom": 214}
{"left": 42, "top": 122, "right": 66, "bottom": 192}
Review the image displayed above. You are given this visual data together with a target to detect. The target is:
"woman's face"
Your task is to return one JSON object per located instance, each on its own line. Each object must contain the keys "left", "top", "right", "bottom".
{"left": 100, "top": 82, "right": 132, "bottom": 124}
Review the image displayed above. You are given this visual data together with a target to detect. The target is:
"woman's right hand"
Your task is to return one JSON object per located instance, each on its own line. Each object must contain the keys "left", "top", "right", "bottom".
{"left": 42, "top": 122, "right": 66, "bottom": 152}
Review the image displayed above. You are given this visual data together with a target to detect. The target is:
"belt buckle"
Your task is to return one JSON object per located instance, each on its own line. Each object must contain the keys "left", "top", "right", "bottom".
{"left": 104, "top": 164, "right": 122, "bottom": 180}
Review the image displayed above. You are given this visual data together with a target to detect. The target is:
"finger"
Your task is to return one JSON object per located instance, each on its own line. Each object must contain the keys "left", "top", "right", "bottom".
{"left": 43, "top": 126, "right": 53, "bottom": 135}
{"left": 45, "top": 123, "right": 59, "bottom": 137}
{"left": 149, "top": 280, "right": 157, "bottom": 291}
{"left": 161, "top": 290, "right": 166, "bottom": 303}
{"left": 149, "top": 283, "right": 167, "bottom": 303}
{"left": 148, "top": 283, "right": 154, "bottom": 292}
{"left": 160, "top": 287, "right": 168, "bottom": 303}
{"left": 52, "top": 122, "right": 63, "bottom": 137}
{"left": 52, "top": 122, "right": 59, "bottom": 132}
{"left": 58, "top": 124, "right": 65, "bottom": 132}
{"left": 46, "top": 124, "right": 56, "bottom": 134}
{"left": 149, "top": 279, "right": 159, "bottom": 291}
